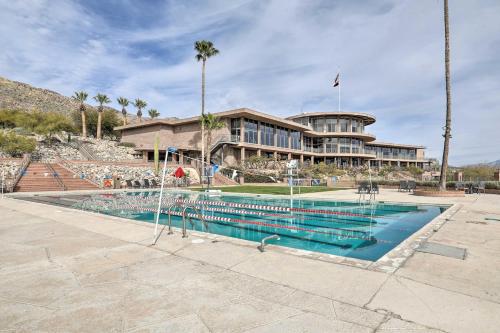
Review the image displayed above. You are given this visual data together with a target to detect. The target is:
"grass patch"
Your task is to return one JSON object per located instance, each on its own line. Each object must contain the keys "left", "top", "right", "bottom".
{"left": 190, "top": 185, "right": 339, "bottom": 195}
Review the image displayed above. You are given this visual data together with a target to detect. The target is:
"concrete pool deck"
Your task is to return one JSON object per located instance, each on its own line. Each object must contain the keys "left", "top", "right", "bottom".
{"left": 0, "top": 189, "right": 499, "bottom": 332}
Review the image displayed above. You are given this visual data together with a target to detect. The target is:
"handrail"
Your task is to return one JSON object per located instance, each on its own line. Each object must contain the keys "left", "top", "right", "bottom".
{"left": 8, "top": 153, "right": 31, "bottom": 192}
{"left": 45, "top": 162, "right": 67, "bottom": 191}
{"left": 257, "top": 235, "right": 280, "bottom": 252}
{"left": 181, "top": 205, "right": 207, "bottom": 237}
{"left": 210, "top": 134, "right": 239, "bottom": 152}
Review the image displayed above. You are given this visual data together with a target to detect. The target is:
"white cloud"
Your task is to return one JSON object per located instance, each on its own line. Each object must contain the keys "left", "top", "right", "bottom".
{"left": 0, "top": 0, "right": 499, "bottom": 165}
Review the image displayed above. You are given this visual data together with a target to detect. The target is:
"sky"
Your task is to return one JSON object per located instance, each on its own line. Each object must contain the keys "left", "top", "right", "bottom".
{"left": 1, "top": 0, "right": 499, "bottom": 166}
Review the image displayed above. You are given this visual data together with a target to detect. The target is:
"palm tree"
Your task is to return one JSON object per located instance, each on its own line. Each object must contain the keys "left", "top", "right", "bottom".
{"left": 439, "top": 0, "right": 452, "bottom": 191}
{"left": 148, "top": 109, "right": 160, "bottom": 119}
{"left": 117, "top": 97, "right": 129, "bottom": 126}
{"left": 195, "top": 40, "right": 219, "bottom": 165}
{"left": 132, "top": 99, "right": 147, "bottom": 123}
{"left": 201, "top": 113, "right": 225, "bottom": 166}
{"left": 93, "top": 93, "right": 111, "bottom": 139}
{"left": 72, "top": 91, "right": 88, "bottom": 137}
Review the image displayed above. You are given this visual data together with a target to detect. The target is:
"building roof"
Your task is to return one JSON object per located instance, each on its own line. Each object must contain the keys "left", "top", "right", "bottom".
{"left": 114, "top": 108, "right": 311, "bottom": 131}
{"left": 286, "top": 111, "right": 376, "bottom": 125}
{"left": 366, "top": 141, "right": 425, "bottom": 149}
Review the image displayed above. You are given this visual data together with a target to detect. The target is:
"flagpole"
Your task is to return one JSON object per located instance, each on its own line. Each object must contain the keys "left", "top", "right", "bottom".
{"left": 338, "top": 79, "right": 341, "bottom": 111}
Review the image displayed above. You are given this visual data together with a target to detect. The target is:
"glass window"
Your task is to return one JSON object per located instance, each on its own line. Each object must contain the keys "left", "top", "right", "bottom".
{"left": 339, "top": 138, "right": 351, "bottom": 153}
{"left": 290, "top": 130, "right": 301, "bottom": 150}
{"left": 325, "top": 138, "right": 338, "bottom": 153}
{"left": 311, "top": 118, "right": 325, "bottom": 132}
{"left": 351, "top": 120, "right": 359, "bottom": 133}
{"left": 304, "top": 136, "right": 312, "bottom": 152}
{"left": 260, "top": 122, "right": 275, "bottom": 146}
{"left": 244, "top": 118, "right": 258, "bottom": 144}
{"left": 326, "top": 118, "right": 337, "bottom": 132}
{"left": 339, "top": 118, "right": 349, "bottom": 132}
{"left": 276, "top": 126, "right": 289, "bottom": 148}
{"left": 313, "top": 138, "right": 324, "bottom": 153}
{"left": 351, "top": 139, "right": 362, "bottom": 154}
{"left": 231, "top": 118, "right": 240, "bottom": 141}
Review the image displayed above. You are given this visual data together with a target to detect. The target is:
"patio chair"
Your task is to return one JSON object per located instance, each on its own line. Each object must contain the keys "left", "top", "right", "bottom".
{"left": 357, "top": 181, "right": 369, "bottom": 194}
{"left": 472, "top": 181, "right": 486, "bottom": 194}
{"left": 398, "top": 180, "right": 408, "bottom": 192}
{"left": 407, "top": 180, "right": 417, "bottom": 192}
{"left": 143, "top": 179, "right": 151, "bottom": 188}
{"left": 455, "top": 182, "right": 465, "bottom": 191}
{"left": 370, "top": 182, "right": 379, "bottom": 194}
{"left": 150, "top": 179, "right": 159, "bottom": 187}
{"left": 133, "top": 180, "right": 142, "bottom": 188}
{"left": 126, "top": 179, "right": 134, "bottom": 188}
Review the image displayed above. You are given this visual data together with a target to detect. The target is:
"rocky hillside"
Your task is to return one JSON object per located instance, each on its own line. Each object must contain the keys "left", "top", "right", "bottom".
{"left": 0, "top": 76, "right": 119, "bottom": 114}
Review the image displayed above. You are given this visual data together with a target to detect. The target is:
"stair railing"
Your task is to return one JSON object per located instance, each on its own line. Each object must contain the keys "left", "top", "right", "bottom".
{"left": 45, "top": 162, "right": 67, "bottom": 191}
{"left": 8, "top": 153, "right": 32, "bottom": 192}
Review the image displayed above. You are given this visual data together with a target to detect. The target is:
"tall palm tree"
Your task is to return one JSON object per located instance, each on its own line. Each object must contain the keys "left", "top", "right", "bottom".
{"left": 439, "top": 0, "right": 452, "bottom": 191}
{"left": 117, "top": 97, "right": 129, "bottom": 126}
{"left": 132, "top": 99, "right": 147, "bottom": 123}
{"left": 148, "top": 109, "right": 160, "bottom": 119}
{"left": 195, "top": 40, "right": 219, "bottom": 165}
{"left": 93, "top": 93, "right": 111, "bottom": 139}
{"left": 72, "top": 91, "right": 88, "bottom": 137}
{"left": 201, "top": 113, "right": 225, "bottom": 166}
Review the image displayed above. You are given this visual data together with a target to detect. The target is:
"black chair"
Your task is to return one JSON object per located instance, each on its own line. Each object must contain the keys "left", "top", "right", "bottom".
{"left": 126, "top": 179, "right": 134, "bottom": 188}
{"left": 455, "top": 182, "right": 465, "bottom": 191}
{"left": 370, "top": 182, "right": 379, "bottom": 194}
{"left": 472, "top": 181, "right": 486, "bottom": 194}
{"left": 399, "top": 180, "right": 408, "bottom": 192}
{"left": 143, "top": 179, "right": 151, "bottom": 188}
{"left": 150, "top": 179, "right": 159, "bottom": 187}
{"left": 133, "top": 180, "right": 142, "bottom": 188}
{"left": 357, "top": 181, "right": 369, "bottom": 194}
{"left": 407, "top": 180, "right": 417, "bottom": 192}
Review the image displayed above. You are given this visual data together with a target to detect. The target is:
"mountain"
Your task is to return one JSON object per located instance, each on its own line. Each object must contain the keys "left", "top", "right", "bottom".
{"left": 485, "top": 160, "right": 500, "bottom": 167}
{"left": 0, "top": 76, "right": 119, "bottom": 114}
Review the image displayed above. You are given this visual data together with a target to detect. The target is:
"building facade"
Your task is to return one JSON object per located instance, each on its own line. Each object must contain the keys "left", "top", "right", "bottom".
{"left": 115, "top": 108, "right": 430, "bottom": 169}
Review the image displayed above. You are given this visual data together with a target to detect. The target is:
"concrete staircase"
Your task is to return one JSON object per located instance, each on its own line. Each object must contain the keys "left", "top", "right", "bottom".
{"left": 14, "top": 163, "right": 98, "bottom": 192}
{"left": 50, "top": 164, "right": 98, "bottom": 190}
{"left": 212, "top": 172, "right": 239, "bottom": 186}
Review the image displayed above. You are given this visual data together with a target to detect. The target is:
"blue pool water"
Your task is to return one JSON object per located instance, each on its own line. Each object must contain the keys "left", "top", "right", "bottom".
{"left": 68, "top": 190, "right": 447, "bottom": 261}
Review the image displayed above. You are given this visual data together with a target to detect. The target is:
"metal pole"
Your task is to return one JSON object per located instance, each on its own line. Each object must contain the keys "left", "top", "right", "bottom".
{"left": 153, "top": 148, "right": 173, "bottom": 242}
{"left": 1, "top": 168, "right": 4, "bottom": 199}
{"left": 338, "top": 75, "right": 341, "bottom": 111}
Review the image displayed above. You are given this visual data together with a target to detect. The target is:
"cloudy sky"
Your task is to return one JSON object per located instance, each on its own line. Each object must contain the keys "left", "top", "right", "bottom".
{"left": 1, "top": 0, "right": 499, "bottom": 165}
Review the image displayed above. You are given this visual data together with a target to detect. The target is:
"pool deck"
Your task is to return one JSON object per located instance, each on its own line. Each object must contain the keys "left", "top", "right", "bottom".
{"left": 1, "top": 189, "right": 499, "bottom": 332}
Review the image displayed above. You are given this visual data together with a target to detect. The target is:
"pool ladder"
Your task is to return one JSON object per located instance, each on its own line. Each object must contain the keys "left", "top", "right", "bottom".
{"left": 257, "top": 235, "right": 280, "bottom": 252}
{"left": 164, "top": 203, "right": 208, "bottom": 238}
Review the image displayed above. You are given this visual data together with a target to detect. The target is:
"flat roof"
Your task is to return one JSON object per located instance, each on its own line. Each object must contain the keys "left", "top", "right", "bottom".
{"left": 114, "top": 108, "right": 311, "bottom": 131}
{"left": 286, "top": 111, "right": 376, "bottom": 125}
{"left": 366, "top": 141, "right": 425, "bottom": 149}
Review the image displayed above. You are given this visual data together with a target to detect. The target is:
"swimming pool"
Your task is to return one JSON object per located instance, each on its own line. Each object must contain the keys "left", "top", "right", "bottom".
{"left": 23, "top": 190, "right": 448, "bottom": 261}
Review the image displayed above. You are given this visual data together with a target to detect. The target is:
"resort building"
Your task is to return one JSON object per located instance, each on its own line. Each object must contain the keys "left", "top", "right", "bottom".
{"left": 114, "top": 108, "right": 430, "bottom": 169}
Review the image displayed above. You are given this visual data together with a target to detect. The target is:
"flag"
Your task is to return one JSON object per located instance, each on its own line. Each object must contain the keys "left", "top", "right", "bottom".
{"left": 333, "top": 73, "right": 340, "bottom": 87}
{"left": 174, "top": 167, "right": 185, "bottom": 178}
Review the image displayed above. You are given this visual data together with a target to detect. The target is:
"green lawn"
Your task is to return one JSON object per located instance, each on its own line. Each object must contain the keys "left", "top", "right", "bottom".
{"left": 190, "top": 185, "right": 340, "bottom": 195}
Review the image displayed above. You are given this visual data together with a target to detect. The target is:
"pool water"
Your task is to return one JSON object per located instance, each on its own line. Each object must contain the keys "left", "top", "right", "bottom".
{"left": 60, "top": 190, "right": 449, "bottom": 261}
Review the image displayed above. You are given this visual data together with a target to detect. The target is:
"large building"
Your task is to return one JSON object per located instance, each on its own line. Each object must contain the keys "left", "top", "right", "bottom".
{"left": 115, "top": 108, "right": 430, "bottom": 169}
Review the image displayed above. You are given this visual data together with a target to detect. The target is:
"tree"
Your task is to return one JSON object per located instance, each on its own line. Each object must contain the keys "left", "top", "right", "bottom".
{"left": 201, "top": 113, "right": 225, "bottom": 165}
{"left": 117, "top": 97, "right": 129, "bottom": 126}
{"left": 72, "top": 108, "right": 120, "bottom": 139}
{"left": 195, "top": 40, "right": 219, "bottom": 168}
{"left": 132, "top": 99, "right": 147, "bottom": 123}
{"left": 93, "top": 94, "right": 111, "bottom": 139}
{"left": 34, "top": 112, "right": 75, "bottom": 143}
{"left": 148, "top": 109, "right": 160, "bottom": 119}
{"left": 439, "top": 0, "right": 452, "bottom": 191}
{"left": 72, "top": 91, "right": 88, "bottom": 137}
{"left": 0, "top": 131, "right": 36, "bottom": 157}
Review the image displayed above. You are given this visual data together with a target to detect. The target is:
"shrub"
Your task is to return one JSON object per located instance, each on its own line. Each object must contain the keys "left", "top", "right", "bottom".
{"left": 118, "top": 142, "right": 136, "bottom": 148}
{"left": 0, "top": 131, "right": 37, "bottom": 156}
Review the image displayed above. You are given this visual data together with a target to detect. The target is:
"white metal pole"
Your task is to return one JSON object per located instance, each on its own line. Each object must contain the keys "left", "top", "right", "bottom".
{"left": 1, "top": 168, "right": 4, "bottom": 199}
{"left": 338, "top": 76, "right": 341, "bottom": 112}
{"left": 153, "top": 149, "right": 170, "bottom": 242}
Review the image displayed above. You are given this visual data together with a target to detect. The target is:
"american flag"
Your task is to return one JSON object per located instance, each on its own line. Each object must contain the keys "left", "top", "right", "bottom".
{"left": 333, "top": 73, "right": 340, "bottom": 87}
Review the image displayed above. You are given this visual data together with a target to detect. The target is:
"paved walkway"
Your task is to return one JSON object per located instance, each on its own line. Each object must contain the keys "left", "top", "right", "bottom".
{"left": 0, "top": 189, "right": 499, "bottom": 332}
